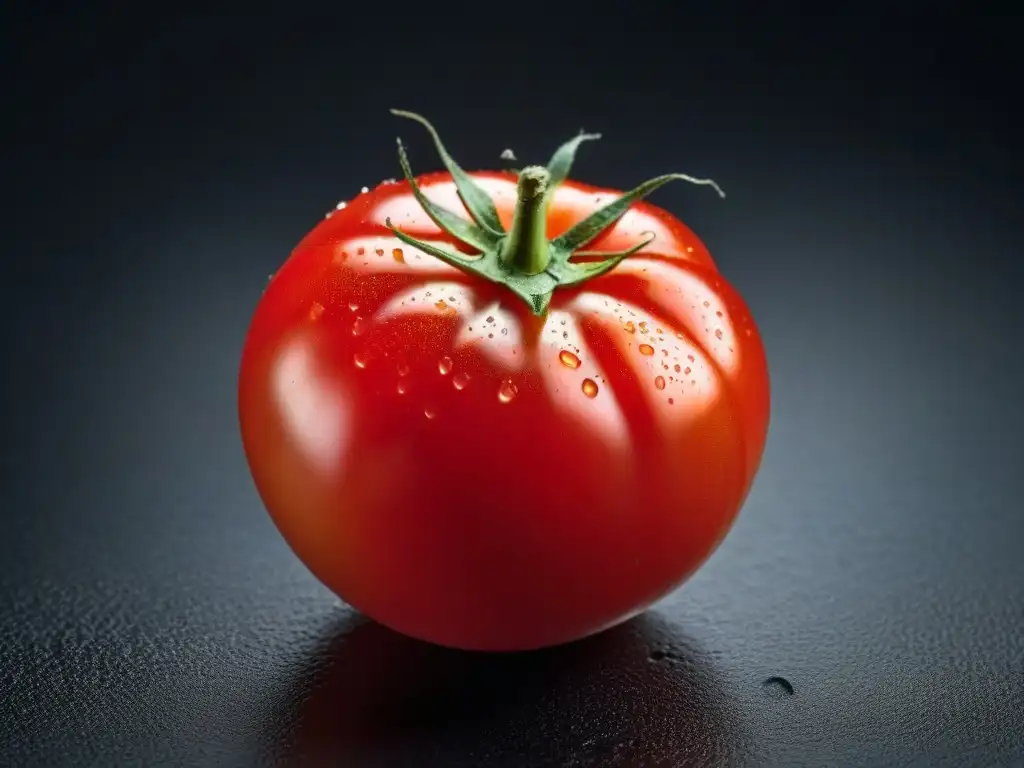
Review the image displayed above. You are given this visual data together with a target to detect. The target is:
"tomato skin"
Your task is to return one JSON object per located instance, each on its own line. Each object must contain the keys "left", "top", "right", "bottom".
{"left": 238, "top": 171, "right": 770, "bottom": 651}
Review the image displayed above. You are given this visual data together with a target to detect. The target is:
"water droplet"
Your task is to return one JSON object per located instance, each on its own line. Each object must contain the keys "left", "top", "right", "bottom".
{"left": 360, "top": 186, "right": 370, "bottom": 193}
{"left": 639, "top": 344, "right": 655, "bottom": 356}
{"left": 357, "top": 247, "right": 365, "bottom": 255}
{"left": 762, "top": 676, "right": 794, "bottom": 697}
{"left": 684, "top": 366, "right": 691, "bottom": 375}
{"left": 674, "top": 364, "right": 681, "bottom": 373}
{"left": 353, "top": 353, "right": 367, "bottom": 369}
{"left": 501, "top": 327, "right": 508, "bottom": 335}
{"left": 375, "top": 248, "right": 384, "bottom": 256}
{"left": 655, "top": 375, "right": 666, "bottom": 390}
{"left": 716, "top": 310, "right": 723, "bottom": 318}
{"left": 639, "top": 321, "right": 649, "bottom": 334}
{"left": 337, "top": 251, "right": 349, "bottom": 262}
{"left": 745, "top": 328, "right": 753, "bottom": 337}
{"left": 335, "top": 201, "right": 347, "bottom": 210}
{"left": 348, "top": 301, "right": 359, "bottom": 312}
{"left": 453, "top": 372, "right": 470, "bottom": 390}
{"left": 703, "top": 300, "right": 710, "bottom": 307}
{"left": 397, "top": 363, "right": 410, "bottom": 376}
{"left": 714, "top": 329, "right": 723, "bottom": 340}
{"left": 668, "top": 397, "right": 674, "bottom": 405}
{"left": 581, "top": 378, "right": 599, "bottom": 398}
{"left": 435, "top": 299, "right": 449, "bottom": 311}
{"left": 559, "top": 350, "right": 581, "bottom": 369}
{"left": 308, "top": 302, "right": 325, "bottom": 320}
{"left": 424, "top": 406, "right": 437, "bottom": 420}
{"left": 352, "top": 317, "right": 366, "bottom": 335}
{"left": 438, "top": 356, "right": 453, "bottom": 375}
{"left": 687, "top": 354, "right": 695, "bottom": 362}
{"left": 498, "top": 378, "right": 519, "bottom": 403}
{"left": 397, "top": 380, "right": 408, "bottom": 394}
{"left": 392, "top": 248, "right": 405, "bottom": 263}
{"left": 623, "top": 321, "right": 636, "bottom": 334}
{"left": 486, "top": 315, "right": 495, "bottom": 323}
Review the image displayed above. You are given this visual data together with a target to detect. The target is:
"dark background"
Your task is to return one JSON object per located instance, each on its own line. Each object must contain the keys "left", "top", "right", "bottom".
{"left": 3, "top": 3, "right": 1022, "bottom": 766}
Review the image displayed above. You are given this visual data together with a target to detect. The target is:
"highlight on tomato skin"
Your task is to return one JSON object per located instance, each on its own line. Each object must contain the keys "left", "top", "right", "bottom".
{"left": 237, "top": 110, "right": 770, "bottom": 651}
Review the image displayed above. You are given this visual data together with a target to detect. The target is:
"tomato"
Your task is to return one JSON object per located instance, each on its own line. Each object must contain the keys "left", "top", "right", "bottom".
{"left": 238, "top": 111, "right": 770, "bottom": 651}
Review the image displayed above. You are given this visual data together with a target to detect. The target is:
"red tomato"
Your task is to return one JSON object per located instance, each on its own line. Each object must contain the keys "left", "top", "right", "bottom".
{"left": 238, "top": 111, "right": 770, "bottom": 651}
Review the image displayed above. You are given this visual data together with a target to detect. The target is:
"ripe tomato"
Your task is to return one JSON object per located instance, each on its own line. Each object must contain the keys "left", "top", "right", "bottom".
{"left": 238, "top": 111, "right": 770, "bottom": 651}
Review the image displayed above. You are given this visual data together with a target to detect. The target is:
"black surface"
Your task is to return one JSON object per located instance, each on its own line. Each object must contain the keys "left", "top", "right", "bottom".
{"left": 3, "top": 5, "right": 1023, "bottom": 766}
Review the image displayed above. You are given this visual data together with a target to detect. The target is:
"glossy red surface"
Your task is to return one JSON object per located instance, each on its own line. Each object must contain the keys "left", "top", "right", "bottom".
{"left": 238, "top": 171, "right": 770, "bottom": 650}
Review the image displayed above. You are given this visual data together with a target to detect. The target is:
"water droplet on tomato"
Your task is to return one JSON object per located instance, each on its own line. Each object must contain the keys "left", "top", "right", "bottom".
{"left": 335, "top": 201, "right": 347, "bottom": 210}
{"left": 435, "top": 299, "right": 449, "bottom": 311}
{"left": 716, "top": 310, "right": 723, "bottom": 318}
{"left": 360, "top": 186, "right": 370, "bottom": 193}
{"left": 623, "top": 321, "right": 636, "bottom": 334}
{"left": 674, "top": 364, "right": 681, "bottom": 373}
{"left": 392, "top": 248, "right": 405, "bottom": 263}
{"left": 745, "top": 328, "right": 753, "bottom": 337}
{"left": 353, "top": 353, "right": 367, "bottom": 369}
{"left": 375, "top": 248, "right": 384, "bottom": 256}
{"left": 715, "top": 329, "right": 723, "bottom": 340}
{"left": 668, "top": 397, "right": 675, "bottom": 405}
{"left": 703, "top": 300, "right": 710, "bottom": 307}
{"left": 438, "top": 356, "right": 453, "bottom": 375}
{"left": 639, "top": 344, "right": 655, "bottom": 356}
{"left": 684, "top": 366, "right": 691, "bottom": 375}
{"left": 639, "top": 321, "right": 649, "bottom": 334}
{"left": 424, "top": 406, "right": 437, "bottom": 419}
{"left": 397, "top": 380, "right": 408, "bottom": 394}
{"left": 498, "top": 378, "right": 519, "bottom": 403}
{"left": 581, "top": 378, "right": 599, "bottom": 398}
{"left": 352, "top": 317, "right": 366, "bottom": 335}
{"left": 348, "top": 301, "right": 359, "bottom": 312}
{"left": 558, "top": 350, "right": 581, "bottom": 369}
{"left": 357, "top": 247, "right": 365, "bottom": 255}
{"left": 655, "top": 375, "right": 666, "bottom": 390}
{"left": 486, "top": 315, "right": 495, "bottom": 323}
{"left": 453, "top": 372, "right": 470, "bottom": 390}
{"left": 687, "top": 354, "right": 695, "bottom": 362}
{"left": 397, "top": 363, "right": 410, "bottom": 376}
{"left": 308, "top": 302, "right": 325, "bottom": 320}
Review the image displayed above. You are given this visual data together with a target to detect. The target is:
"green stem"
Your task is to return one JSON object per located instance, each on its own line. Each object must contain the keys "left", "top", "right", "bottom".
{"left": 500, "top": 166, "right": 551, "bottom": 275}
{"left": 387, "top": 110, "right": 724, "bottom": 316}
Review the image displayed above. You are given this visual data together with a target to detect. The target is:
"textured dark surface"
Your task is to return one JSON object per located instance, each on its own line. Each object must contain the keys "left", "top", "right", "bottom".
{"left": 3, "top": 5, "right": 1023, "bottom": 767}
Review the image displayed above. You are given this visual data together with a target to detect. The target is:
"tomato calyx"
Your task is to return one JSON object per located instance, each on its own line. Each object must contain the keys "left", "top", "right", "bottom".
{"left": 385, "top": 109, "right": 727, "bottom": 316}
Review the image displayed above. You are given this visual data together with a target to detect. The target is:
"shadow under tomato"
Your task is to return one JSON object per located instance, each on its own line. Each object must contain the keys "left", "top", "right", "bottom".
{"left": 264, "top": 611, "right": 743, "bottom": 767}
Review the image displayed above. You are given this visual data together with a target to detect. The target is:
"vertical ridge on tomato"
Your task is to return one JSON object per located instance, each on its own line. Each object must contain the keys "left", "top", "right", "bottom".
{"left": 238, "top": 110, "right": 770, "bottom": 651}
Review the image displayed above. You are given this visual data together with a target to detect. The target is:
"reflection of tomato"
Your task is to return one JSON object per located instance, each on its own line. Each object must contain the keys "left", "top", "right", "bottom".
{"left": 238, "top": 111, "right": 770, "bottom": 651}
